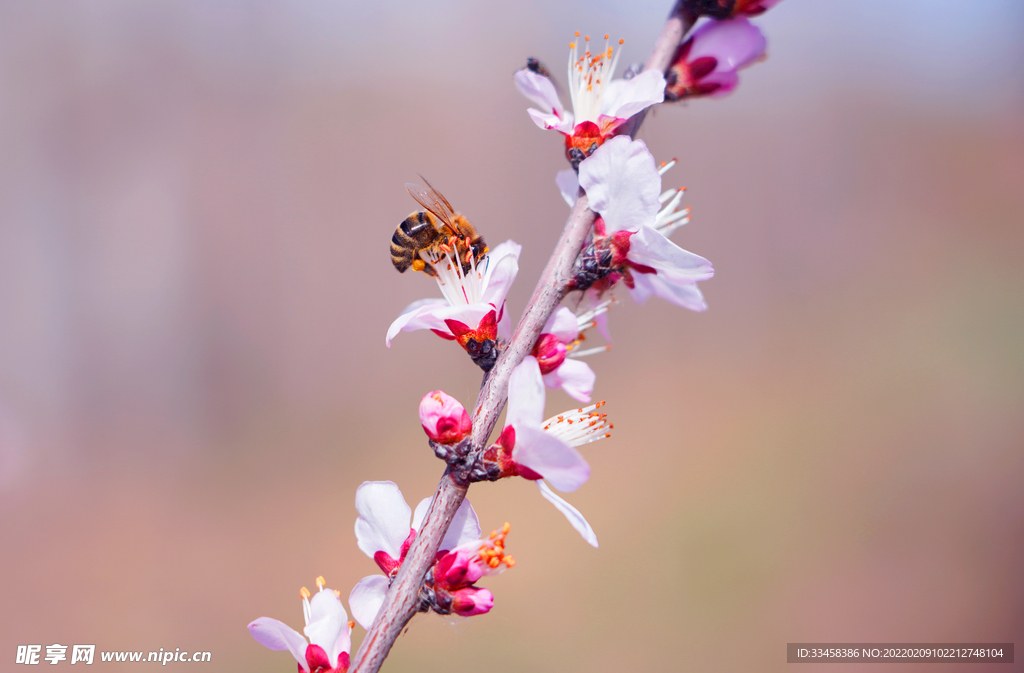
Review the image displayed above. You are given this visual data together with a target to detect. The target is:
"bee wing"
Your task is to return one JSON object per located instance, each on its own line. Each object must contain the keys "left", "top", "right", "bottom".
{"left": 406, "top": 178, "right": 458, "bottom": 233}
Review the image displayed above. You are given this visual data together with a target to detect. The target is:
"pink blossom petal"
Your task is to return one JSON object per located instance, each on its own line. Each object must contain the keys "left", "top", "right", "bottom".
{"left": 304, "top": 590, "right": 349, "bottom": 667}
{"left": 556, "top": 169, "right": 580, "bottom": 207}
{"left": 496, "top": 302, "right": 512, "bottom": 341}
{"left": 512, "top": 425, "right": 590, "bottom": 492}
{"left": 506, "top": 356, "right": 546, "bottom": 429}
{"left": 537, "top": 481, "right": 598, "bottom": 548}
{"left": 513, "top": 69, "right": 565, "bottom": 117}
{"left": 385, "top": 299, "right": 447, "bottom": 346}
{"left": 248, "top": 618, "right": 310, "bottom": 671}
{"left": 543, "top": 358, "right": 596, "bottom": 403}
{"left": 600, "top": 69, "right": 666, "bottom": 120}
{"left": 629, "top": 272, "right": 708, "bottom": 311}
{"left": 542, "top": 307, "right": 580, "bottom": 343}
{"left": 480, "top": 240, "right": 522, "bottom": 307}
{"left": 354, "top": 481, "right": 412, "bottom": 560}
{"left": 628, "top": 226, "right": 714, "bottom": 280}
{"left": 412, "top": 496, "right": 481, "bottom": 552}
{"left": 700, "top": 70, "right": 740, "bottom": 97}
{"left": 579, "top": 137, "right": 661, "bottom": 234}
{"left": 348, "top": 575, "right": 389, "bottom": 630}
{"left": 527, "top": 107, "right": 575, "bottom": 134}
{"left": 387, "top": 302, "right": 495, "bottom": 346}
{"left": 688, "top": 18, "right": 766, "bottom": 73}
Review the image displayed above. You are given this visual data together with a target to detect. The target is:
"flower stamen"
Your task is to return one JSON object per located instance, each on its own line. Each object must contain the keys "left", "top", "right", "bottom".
{"left": 478, "top": 523, "right": 515, "bottom": 570}
{"left": 542, "top": 402, "right": 611, "bottom": 445}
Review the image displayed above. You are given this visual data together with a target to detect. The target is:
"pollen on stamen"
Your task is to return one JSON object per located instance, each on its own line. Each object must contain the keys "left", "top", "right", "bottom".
{"left": 575, "top": 31, "right": 580, "bottom": 37}
{"left": 300, "top": 586, "right": 311, "bottom": 600}
{"left": 348, "top": 621, "right": 355, "bottom": 629}
{"left": 619, "top": 38, "right": 624, "bottom": 45}
{"left": 316, "top": 576, "right": 326, "bottom": 590}
{"left": 334, "top": 589, "right": 341, "bottom": 598}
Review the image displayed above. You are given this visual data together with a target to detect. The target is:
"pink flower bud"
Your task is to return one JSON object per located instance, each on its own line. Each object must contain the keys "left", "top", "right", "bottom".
{"left": 665, "top": 18, "right": 766, "bottom": 101}
{"left": 532, "top": 333, "right": 567, "bottom": 375}
{"left": 435, "top": 547, "right": 486, "bottom": 588}
{"left": 451, "top": 586, "right": 494, "bottom": 617}
{"left": 419, "top": 391, "right": 472, "bottom": 444}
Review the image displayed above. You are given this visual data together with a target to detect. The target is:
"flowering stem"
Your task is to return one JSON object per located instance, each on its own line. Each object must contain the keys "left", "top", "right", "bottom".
{"left": 645, "top": 0, "right": 695, "bottom": 73}
{"left": 350, "top": 4, "right": 692, "bottom": 671}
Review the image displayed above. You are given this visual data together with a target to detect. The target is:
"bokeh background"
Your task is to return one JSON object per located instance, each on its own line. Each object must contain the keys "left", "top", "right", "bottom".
{"left": 1, "top": 0, "right": 1022, "bottom": 671}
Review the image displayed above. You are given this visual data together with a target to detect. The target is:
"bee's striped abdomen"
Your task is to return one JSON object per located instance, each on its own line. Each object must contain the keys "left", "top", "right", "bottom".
{"left": 390, "top": 211, "right": 437, "bottom": 273}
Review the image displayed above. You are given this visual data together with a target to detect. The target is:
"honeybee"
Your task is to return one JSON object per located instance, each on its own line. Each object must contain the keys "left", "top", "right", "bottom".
{"left": 390, "top": 177, "right": 488, "bottom": 277}
{"left": 519, "top": 58, "right": 559, "bottom": 91}
{"left": 525, "top": 57, "right": 551, "bottom": 78}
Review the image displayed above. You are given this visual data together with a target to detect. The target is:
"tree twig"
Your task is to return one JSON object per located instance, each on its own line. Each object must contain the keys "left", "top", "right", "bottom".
{"left": 350, "top": 3, "right": 692, "bottom": 671}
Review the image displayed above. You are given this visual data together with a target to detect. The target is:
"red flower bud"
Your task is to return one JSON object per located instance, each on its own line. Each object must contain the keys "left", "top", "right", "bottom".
{"left": 419, "top": 391, "right": 472, "bottom": 444}
{"left": 451, "top": 586, "right": 494, "bottom": 617}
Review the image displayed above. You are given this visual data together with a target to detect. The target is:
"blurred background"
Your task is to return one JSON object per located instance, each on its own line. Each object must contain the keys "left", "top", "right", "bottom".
{"left": 1, "top": 0, "right": 1022, "bottom": 671}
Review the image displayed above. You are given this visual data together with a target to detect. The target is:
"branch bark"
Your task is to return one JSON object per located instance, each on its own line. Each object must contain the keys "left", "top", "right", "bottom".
{"left": 350, "top": 3, "right": 693, "bottom": 671}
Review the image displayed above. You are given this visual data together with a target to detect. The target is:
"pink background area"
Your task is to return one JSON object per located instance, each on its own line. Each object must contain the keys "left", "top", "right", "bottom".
{"left": 1, "top": 1, "right": 1022, "bottom": 671}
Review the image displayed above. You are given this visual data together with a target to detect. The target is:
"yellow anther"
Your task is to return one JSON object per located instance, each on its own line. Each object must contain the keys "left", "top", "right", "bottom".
{"left": 569, "top": 42, "right": 576, "bottom": 49}
{"left": 300, "top": 586, "right": 311, "bottom": 600}
{"left": 488, "top": 557, "right": 500, "bottom": 568}
{"left": 348, "top": 621, "right": 355, "bottom": 629}
{"left": 316, "top": 576, "right": 326, "bottom": 590}
{"left": 334, "top": 589, "right": 341, "bottom": 598}
{"left": 502, "top": 522, "right": 510, "bottom": 535}
{"left": 575, "top": 31, "right": 580, "bottom": 37}
{"left": 504, "top": 555, "right": 515, "bottom": 567}
{"left": 618, "top": 38, "right": 624, "bottom": 45}
{"left": 585, "top": 35, "right": 590, "bottom": 41}
{"left": 604, "top": 33, "right": 609, "bottom": 40}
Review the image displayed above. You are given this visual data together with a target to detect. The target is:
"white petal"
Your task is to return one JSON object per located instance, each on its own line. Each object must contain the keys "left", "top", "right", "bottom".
{"left": 579, "top": 137, "right": 661, "bottom": 234}
{"left": 629, "top": 272, "right": 708, "bottom": 311}
{"left": 481, "top": 240, "right": 521, "bottom": 307}
{"left": 556, "top": 169, "right": 580, "bottom": 207}
{"left": 443, "top": 497, "right": 482, "bottom": 550}
{"left": 628, "top": 227, "right": 714, "bottom": 280}
{"left": 527, "top": 107, "right": 575, "bottom": 134}
{"left": 387, "top": 302, "right": 496, "bottom": 345}
{"left": 506, "top": 356, "right": 545, "bottom": 428}
{"left": 248, "top": 618, "right": 309, "bottom": 670}
{"left": 542, "top": 306, "right": 579, "bottom": 343}
{"left": 512, "top": 425, "right": 590, "bottom": 492}
{"left": 600, "top": 70, "right": 666, "bottom": 120}
{"left": 544, "top": 358, "right": 595, "bottom": 403}
{"left": 513, "top": 69, "right": 565, "bottom": 116}
{"left": 304, "top": 589, "right": 349, "bottom": 666}
{"left": 385, "top": 298, "right": 448, "bottom": 346}
{"left": 411, "top": 497, "right": 430, "bottom": 534}
{"left": 354, "top": 481, "right": 412, "bottom": 560}
{"left": 348, "top": 575, "right": 389, "bottom": 631}
{"left": 496, "top": 301, "right": 513, "bottom": 341}
{"left": 412, "top": 495, "right": 481, "bottom": 551}
{"left": 627, "top": 275, "right": 654, "bottom": 304}
{"left": 537, "top": 481, "right": 598, "bottom": 548}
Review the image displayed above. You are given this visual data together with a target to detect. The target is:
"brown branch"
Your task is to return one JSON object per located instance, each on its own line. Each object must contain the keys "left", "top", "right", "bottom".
{"left": 349, "top": 3, "right": 692, "bottom": 671}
